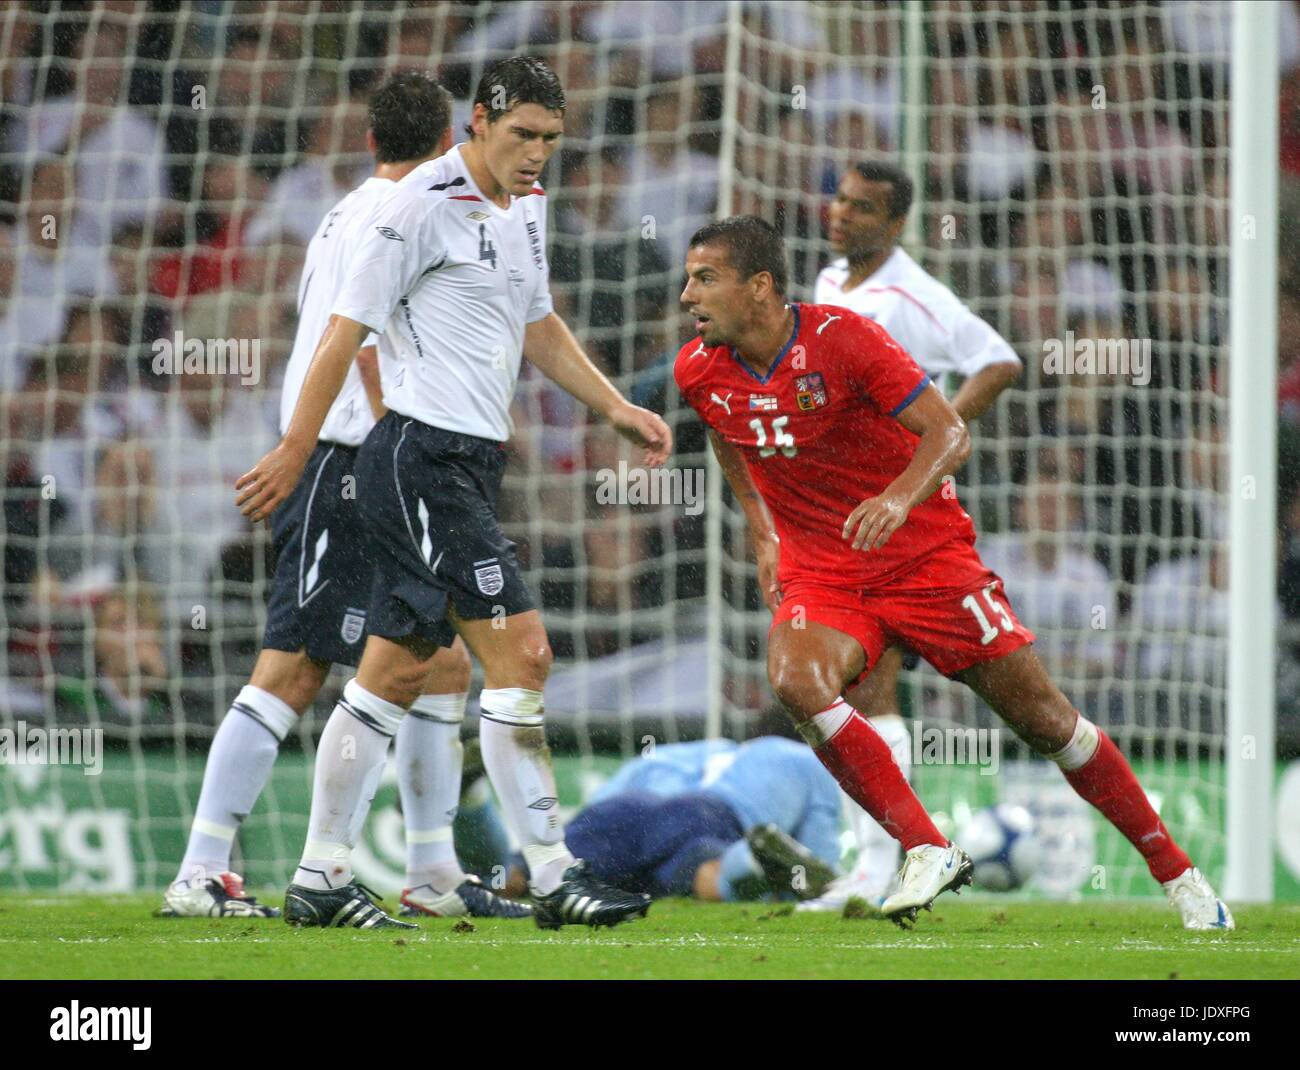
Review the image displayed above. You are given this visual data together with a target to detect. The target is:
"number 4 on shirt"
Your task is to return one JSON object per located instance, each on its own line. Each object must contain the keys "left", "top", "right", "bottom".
{"left": 478, "top": 223, "right": 497, "bottom": 270}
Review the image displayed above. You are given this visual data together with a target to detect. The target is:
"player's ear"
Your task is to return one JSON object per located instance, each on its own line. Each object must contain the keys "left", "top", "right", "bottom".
{"left": 470, "top": 102, "right": 489, "bottom": 140}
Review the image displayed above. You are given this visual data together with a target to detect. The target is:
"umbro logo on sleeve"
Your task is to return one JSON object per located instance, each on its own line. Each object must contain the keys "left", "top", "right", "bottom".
{"left": 376, "top": 226, "right": 404, "bottom": 241}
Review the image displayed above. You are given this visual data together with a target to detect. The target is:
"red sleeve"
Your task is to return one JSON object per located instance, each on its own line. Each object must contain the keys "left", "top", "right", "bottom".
{"left": 833, "top": 313, "right": 932, "bottom": 418}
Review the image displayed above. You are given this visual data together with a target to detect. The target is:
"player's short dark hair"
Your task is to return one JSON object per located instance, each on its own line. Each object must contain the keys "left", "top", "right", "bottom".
{"left": 466, "top": 55, "right": 566, "bottom": 138}
{"left": 689, "top": 215, "right": 789, "bottom": 297}
{"left": 368, "top": 71, "right": 452, "bottom": 163}
{"left": 852, "top": 160, "right": 914, "bottom": 220}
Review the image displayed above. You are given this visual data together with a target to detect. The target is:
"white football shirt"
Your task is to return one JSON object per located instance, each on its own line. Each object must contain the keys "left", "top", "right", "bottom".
{"left": 332, "top": 143, "right": 554, "bottom": 442}
{"left": 814, "top": 246, "right": 1020, "bottom": 388}
{"left": 280, "top": 176, "right": 390, "bottom": 447}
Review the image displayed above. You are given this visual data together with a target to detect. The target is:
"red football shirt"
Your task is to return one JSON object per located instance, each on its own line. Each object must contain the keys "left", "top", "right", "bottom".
{"left": 674, "top": 302, "right": 977, "bottom": 588}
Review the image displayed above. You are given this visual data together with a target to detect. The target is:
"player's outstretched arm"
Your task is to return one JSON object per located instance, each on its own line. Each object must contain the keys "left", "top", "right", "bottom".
{"left": 708, "top": 430, "right": 782, "bottom": 611}
{"left": 843, "top": 384, "right": 971, "bottom": 551}
{"left": 949, "top": 360, "right": 1021, "bottom": 423}
{"left": 235, "top": 313, "right": 370, "bottom": 522}
{"left": 524, "top": 312, "right": 671, "bottom": 467}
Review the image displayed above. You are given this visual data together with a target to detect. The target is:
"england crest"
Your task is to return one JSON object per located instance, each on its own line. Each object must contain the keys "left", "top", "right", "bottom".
{"left": 474, "top": 560, "right": 505, "bottom": 596}
{"left": 341, "top": 609, "right": 367, "bottom": 645}
{"left": 794, "top": 372, "right": 828, "bottom": 411}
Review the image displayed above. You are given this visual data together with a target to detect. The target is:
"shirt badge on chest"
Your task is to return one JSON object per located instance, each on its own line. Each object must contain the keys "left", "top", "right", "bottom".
{"left": 794, "top": 372, "right": 828, "bottom": 411}
{"left": 749, "top": 394, "right": 779, "bottom": 411}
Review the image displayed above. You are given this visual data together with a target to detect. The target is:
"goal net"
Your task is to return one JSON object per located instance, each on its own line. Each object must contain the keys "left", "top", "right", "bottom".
{"left": 0, "top": 1, "right": 1247, "bottom": 899}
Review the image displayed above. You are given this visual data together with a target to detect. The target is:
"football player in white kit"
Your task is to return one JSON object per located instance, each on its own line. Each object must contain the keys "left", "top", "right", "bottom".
{"left": 163, "top": 74, "right": 529, "bottom": 922}
{"left": 237, "top": 57, "right": 672, "bottom": 929}
{"left": 799, "top": 161, "right": 1022, "bottom": 912}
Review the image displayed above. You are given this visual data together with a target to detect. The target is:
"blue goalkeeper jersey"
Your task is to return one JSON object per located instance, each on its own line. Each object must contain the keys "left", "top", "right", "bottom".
{"left": 591, "top": 739, "right": 741, "bottom": 802}
{"left": 592, "top": 737, "right": 842, "bottom": 866}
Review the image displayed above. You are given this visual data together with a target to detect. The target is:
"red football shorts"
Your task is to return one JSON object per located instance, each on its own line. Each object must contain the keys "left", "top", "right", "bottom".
{"left": 770, "top": 536, "right": 1035, "bottom": 683}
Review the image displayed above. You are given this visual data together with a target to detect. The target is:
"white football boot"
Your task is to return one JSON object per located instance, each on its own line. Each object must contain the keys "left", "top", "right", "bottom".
{"left": 1162, "top": 867, "right": 1235, "bottom": 931}
{"left": 880, "top": 843, "right": 973, "bottom": 928}
{"left": 795, "top": 865, "right": 888, "bottom": 913}
{"left": 159, "top": 871, "right": 280, "bottom": 918}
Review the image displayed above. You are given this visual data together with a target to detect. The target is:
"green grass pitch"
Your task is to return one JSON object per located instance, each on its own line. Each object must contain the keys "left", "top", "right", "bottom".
{"left": 3, "top": 896, "right": 1297, "bottom": 979}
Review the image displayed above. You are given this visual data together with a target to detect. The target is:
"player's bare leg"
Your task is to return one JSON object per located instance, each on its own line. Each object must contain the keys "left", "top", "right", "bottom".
{"left": 250, "top": 648, "right": 335, "bottom": 713}
{"left": 163, "top": 648, "right": 331, "bottom": 918}
{"left": 769, "top": 620, "right": 969, "bottom": 925}
{"left": 451, "top": 607, "right": 650, "bottom": 927}
{"left": 956, "top": 645, "right": 1233, "bottom": 929}
{"left": 846, "top": 646, "right": 903, "bottom": 718}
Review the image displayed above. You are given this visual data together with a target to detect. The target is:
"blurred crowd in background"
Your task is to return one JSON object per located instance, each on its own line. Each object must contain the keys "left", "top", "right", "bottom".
{"left": 0, "top": 0, "right": 1297, "bottom": 751}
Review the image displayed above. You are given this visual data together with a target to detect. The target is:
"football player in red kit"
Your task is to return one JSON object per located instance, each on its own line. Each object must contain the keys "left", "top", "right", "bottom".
{"left": 674, "top": 216, "right": 1232, "bottom": 929}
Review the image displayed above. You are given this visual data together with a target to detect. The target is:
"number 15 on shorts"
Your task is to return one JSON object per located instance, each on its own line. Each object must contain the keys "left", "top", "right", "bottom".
{"left": 962, "top": 583, "right": 1015, "bottom": 646}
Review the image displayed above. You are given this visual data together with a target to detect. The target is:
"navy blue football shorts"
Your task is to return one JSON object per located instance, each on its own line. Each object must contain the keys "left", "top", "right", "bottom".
{"left": 263, "top": 441, "right": 372, "bottom": 666}
{"left": 563, "top": 791, "right": 745, "bottom": 898}
{"left": 353, "top": 411, "right": 535, "bottom": 648}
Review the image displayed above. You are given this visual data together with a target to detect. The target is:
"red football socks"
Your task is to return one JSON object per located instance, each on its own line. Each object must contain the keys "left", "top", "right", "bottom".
{"left": 1063, "top": 729, "right": 1192, "bottom": 884}
{"left": 807, "top": 702, "right": 947, "bottom": 852}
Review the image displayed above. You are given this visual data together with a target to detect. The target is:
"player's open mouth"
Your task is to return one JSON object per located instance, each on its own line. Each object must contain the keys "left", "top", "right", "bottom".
{"left": 694, "top": 315, "right": 711, "bottom": 331}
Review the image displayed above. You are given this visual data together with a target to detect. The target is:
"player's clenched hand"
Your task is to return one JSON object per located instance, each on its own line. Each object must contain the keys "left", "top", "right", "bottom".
{"left": 755, "top": 533, "right": 782, "bottom": 611}
{"left": 235, "top": 440, "right": 311, "bottom": 523}
{"left": 842, "top": 492, "right": 910, "bottom": 551}
{"left": 608, "top": 401, "right": 672, "bottom": 467}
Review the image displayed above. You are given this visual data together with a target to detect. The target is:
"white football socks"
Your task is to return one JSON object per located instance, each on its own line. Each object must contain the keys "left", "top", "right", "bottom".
{"left": 175, "top": 685, "right": 297, "bottom": 888}
{"left": 478, "top": 687, "right": 574, "bottom": 894}
{"left": 850, "top": 712, "right": 912, "bottom": 900}
{"left": 397, "top": 692, "right": 469, "bottom": 893}
{"left": 294, "top": 679, "right": 402, "bottom": 891}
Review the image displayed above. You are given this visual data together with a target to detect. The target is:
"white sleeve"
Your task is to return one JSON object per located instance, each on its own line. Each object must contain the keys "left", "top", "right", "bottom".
{"left": 333, "top": 193, "right": 443, "bottom": 332}
{"left": 526, "top": 201, "right": 554, "bottom": 324}
{"left": 948, "top": 303, "right": 1022, "bottom": 378}
{"left": 812, "top": 270, "right": 834, "bottom": 305}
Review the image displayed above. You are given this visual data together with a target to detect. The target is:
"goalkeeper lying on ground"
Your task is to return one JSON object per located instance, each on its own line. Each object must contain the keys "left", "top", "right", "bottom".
{"left": 455, "top": 738, "right": 844, "bottom": 902}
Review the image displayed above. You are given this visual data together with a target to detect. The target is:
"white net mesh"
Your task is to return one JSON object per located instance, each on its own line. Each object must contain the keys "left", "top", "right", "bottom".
{"left": 0, "top": 1, "right": 1254, "bottom": 895}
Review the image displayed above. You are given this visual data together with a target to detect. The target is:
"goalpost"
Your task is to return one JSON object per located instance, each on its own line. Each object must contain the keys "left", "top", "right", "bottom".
{"left": 1226, "top": 0, "right": 1277, "bottom": 903}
